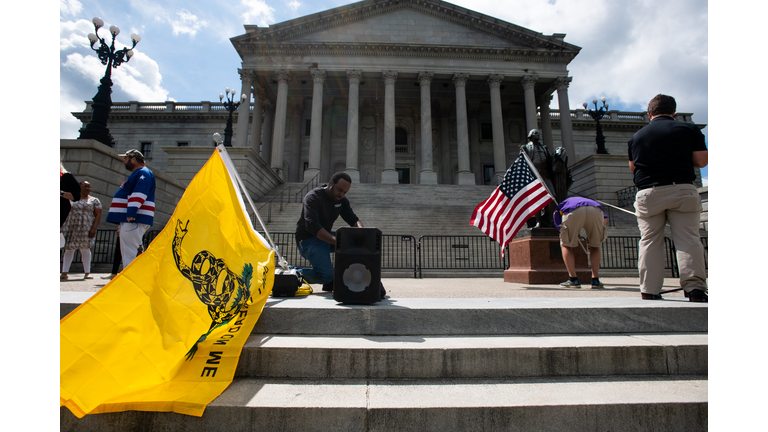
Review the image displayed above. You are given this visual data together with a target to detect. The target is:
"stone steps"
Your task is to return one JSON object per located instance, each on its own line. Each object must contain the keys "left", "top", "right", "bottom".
{"left": 60, "top": 295, "right": 707, "bottom": 431}
{"left": 62, "top": 375, "right": 708, "bottom": 431}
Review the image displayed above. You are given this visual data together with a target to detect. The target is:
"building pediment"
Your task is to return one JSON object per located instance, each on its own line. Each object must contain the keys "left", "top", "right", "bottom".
{"left": 231, "top": 0, "right": 579, "bottom": 62}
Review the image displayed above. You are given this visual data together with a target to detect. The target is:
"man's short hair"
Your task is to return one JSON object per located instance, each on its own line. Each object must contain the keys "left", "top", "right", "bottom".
{"left": 647, "top": 94, "right": 676, "bottom": 117}
{"left": 330, "top": 172, "right": 352, "bottom": 185}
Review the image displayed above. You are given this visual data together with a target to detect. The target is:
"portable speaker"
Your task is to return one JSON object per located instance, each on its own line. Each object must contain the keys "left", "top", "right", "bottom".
{"left": 333, "top": 227, "right": 382, "bottom": 304}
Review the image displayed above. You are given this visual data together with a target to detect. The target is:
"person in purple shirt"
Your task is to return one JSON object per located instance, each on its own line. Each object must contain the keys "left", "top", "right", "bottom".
{"left": 554, "top": 197, "right": 609, "bottom": 288}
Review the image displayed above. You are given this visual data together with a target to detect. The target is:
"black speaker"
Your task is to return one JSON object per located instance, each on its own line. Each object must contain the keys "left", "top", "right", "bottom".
{"left": 333, "top": 227, "right": 382, "bottom": 304}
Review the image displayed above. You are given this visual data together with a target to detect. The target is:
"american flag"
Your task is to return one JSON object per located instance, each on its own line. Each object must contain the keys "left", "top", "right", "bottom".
{"left": 469, "top": 153, "right": 554, "bottom": 255}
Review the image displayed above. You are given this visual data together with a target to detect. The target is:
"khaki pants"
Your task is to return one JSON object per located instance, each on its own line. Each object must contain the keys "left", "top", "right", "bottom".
{"left": 634, "top": 183, "right": 706, "bottom": 295}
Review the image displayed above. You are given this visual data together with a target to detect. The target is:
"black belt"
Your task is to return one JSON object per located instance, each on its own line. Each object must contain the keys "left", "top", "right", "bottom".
{"left": 637, "top": 181, "right": 693, "bottom": 191}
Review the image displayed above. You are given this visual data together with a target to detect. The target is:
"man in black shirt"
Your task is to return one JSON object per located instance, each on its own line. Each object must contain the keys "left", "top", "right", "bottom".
{"left": 296, "top": 172, "right": 363, "bottom": 291}
{"left": 628, "top": 94, "right": 708, "bottom": 301}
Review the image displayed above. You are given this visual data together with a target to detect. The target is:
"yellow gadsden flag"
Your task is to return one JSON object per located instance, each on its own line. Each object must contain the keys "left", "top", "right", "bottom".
{"left": 60, "top": 147, "right": 275, "bottom": 418}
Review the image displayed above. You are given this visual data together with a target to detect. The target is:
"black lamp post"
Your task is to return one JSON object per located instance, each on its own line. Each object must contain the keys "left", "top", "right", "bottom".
{"left": 219, "top": 88, "right": 248, "bottom": 147}
{"left": 78, "top": 17, "right": 140, "bottom": 147}
{"left": 583, "top": 97, "right": 610, "bottom": 155}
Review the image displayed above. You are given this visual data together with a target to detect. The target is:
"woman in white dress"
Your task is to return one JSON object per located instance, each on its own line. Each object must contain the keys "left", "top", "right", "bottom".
{"left": 61, "top": 181, "right": 102, "bottom": 279}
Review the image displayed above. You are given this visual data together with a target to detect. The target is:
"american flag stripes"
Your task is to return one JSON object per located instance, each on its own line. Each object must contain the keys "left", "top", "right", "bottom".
{"left": 469, "top": 153, "right": 554, "bottom": 255}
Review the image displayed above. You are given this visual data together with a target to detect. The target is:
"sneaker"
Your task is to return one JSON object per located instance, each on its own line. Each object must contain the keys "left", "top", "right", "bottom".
{"left": 322, "top": 282, "right": 333, "bottom": 292}
{"left": 688, "top": 289, "right": 708, "bottom": 302}
{"left": 641, "top": 293, "right": 663, "bottom": 300}
{"left": 591, "top": 281, "right": 604, "bottom": 289}
{"left": 560, "top": 280, "right": 581, "bottom": 288}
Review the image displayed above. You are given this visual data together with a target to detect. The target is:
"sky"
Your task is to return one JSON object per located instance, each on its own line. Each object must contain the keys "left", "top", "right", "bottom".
{"left": 56, "top": 0, "right": 710, "bottom": 183}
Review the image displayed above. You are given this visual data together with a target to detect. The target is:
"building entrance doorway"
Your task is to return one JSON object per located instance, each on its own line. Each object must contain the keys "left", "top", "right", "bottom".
{"left": 397, "top": 167, "right": 410, "bottom": 184}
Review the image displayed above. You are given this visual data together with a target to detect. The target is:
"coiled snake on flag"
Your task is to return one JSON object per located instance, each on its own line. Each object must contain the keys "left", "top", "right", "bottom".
{"left": 172, "top": 219, "right": 253, "bottom": 360}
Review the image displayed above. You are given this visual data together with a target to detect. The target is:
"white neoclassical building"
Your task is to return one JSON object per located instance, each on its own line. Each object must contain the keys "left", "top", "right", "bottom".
{"left": 72, "top": 0, "right": 703, "bottom": 193}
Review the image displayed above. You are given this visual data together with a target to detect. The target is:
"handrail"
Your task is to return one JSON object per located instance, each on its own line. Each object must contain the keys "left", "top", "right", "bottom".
{"left": 256, "top": 186, "right": 291, "bottom": 223}
{"left": 294, "top": 171, "right": 323, "bottom": 203}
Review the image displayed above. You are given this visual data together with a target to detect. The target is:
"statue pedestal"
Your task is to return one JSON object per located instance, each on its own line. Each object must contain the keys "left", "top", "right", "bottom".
{"left": 503, "top": 228, "right": 592, "bottom": 284}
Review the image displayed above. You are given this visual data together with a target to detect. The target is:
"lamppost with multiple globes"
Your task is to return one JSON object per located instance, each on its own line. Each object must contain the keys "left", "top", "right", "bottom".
{"left": 78, "top": 17, "right": 141, "bottom": 147}
{"left": 583, "top": 97, "right": 610, "bottom": 155}
{"left": 219, "top": 88, "right": 248, "bottom": 147}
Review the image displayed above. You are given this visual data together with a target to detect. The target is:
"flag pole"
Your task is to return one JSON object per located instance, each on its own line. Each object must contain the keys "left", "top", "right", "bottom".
{"left": 519, "top": 150, "right": 557, "bottom": 205}
{"left": 216, "top": 144, "right": 289, "bottom": 270}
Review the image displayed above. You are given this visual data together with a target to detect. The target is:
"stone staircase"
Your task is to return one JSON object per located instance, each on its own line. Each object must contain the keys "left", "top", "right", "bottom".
{"left": 60, "top": 294, "right": 708, "bottom": 431}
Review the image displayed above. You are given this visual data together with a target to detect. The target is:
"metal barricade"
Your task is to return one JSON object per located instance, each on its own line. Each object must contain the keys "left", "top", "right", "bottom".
{"left": 417, "top": 235, "right": 509, "bottom": 278}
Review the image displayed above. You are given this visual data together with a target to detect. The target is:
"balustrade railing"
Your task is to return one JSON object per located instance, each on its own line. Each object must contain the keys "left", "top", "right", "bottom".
{"left": 616, "top": 186, "right": 638, "bottom": 207}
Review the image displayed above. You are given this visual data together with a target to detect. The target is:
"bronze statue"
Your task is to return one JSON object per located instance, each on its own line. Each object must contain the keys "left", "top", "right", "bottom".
{"left": 521, "top": 129, "right": 572, "bottom": 228}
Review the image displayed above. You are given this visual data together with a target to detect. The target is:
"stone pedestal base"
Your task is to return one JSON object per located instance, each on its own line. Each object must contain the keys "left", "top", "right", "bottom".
{"left": 457, "top": 171, "right": 476, "bottom": 185}
{"left": 504, "top": 229, "right": 592, "bottom": 284}
{"left": 419, "top": 170, "right": 438, "bottom": 185}
{"left": 344, "top": 169, "right": 360, "bottom": 183}
{"left": 381, "top": 169, "right": 399, "bottom": 184}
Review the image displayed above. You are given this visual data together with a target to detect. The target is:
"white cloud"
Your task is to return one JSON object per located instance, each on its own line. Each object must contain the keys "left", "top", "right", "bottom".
{"left": 242, "top": 0, "right": 276, "bottom": 26}
{"left": 170, "top": 9, "right": 208, "bottom": 36}
{"left": 60, "top": 0, "right": 83, "bottom": 17}
{"left": 60, "top": 17, "right": 170, "bottom": 138}
{"left": 450, "top": 0, "right": 708, "bottom": 126}
{"left": 701, "top": 177, "right": 708, "bottom": 187}
{"left": 288, "top": 1, "right": 301, "bottom": 12}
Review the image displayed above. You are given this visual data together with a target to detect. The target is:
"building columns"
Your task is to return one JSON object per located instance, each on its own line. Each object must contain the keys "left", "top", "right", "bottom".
{"left": 488, "top": 74, "right": 506, "bottom": 185}
{"left": 381, "top": 70, "right": 399, "bottom": 184}
{"left": 236, "top": 69, "right": 252, "bottom": 148}
{"left": 345, "top": 70, "right": 362, "bottom": 183}
{"left": 539, "top": 94, "right": 554, "bottom": 152}
{"left": 418, "top": 71, "right": 437, "bottom": 185}
{"left": 248, "top": 75, "right": 263, "bottom": 154}
{"left": 521, "top": 74, "right": 538, "bottom": 136}
{"left": 555, "top": 76, "right": 576, "bottom": 164}
{"left": 453, "top": 73, "right": 474, "bottom": 185}
{"left": 260, "top": 100, "right": 274, "bottom": 165}
{"left": 305, "top": 68, "right": 325, "bottom": 182}
{"left": 270, "top": 70, "right": 291, "bottom": 179}
{"left": 290, "top": 101, "right": 303, "bottom": 182}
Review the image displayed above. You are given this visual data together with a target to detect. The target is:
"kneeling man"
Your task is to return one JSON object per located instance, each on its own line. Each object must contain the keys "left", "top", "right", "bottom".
{"left": 295, "top": 172, "right": 363, "bottom": 291}
{"left": 554, "top": 197, "right": 608, "bottom": 288}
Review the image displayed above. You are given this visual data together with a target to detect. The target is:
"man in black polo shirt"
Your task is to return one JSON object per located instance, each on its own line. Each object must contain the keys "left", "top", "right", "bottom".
{"left": 296, "top": 172, "right": 363, "bottom": 291}
{"left": 628, "top": 94, "right": 708, "bottom": 301}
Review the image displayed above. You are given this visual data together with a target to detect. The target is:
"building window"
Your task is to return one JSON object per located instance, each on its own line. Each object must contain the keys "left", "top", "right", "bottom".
{"left": 481, "top": 123, "right": 493, "bottom": 140}
{"left": 303, "top": 162, "right": 309, "bottom": 172}
{"left": 305, "top": 119, "right": 311, "bottom": 136}
{"left": 395, "top": 127, "right": 408, "bottom": 153}
{"left": 140, "top": 142, "right": 152, "bottom": 159}
{"left": 177, "top": 142, "right": 189, "bottom": 147}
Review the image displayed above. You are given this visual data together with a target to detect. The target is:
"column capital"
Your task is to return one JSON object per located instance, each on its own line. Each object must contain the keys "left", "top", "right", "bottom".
{"left": 452, "top": 73, "right": 469, "bottom": 87}
{"left": 538, "top": 93, "right": 553, "bottom": 105}
{"left": 238, "top": 68, "right": 251, "bottom": 82}
{"left": 554, "top": 76, "right": 572, "bottom": 91}
{"left": 310, "top": 68, "right": 326, "bottom": 84}
{"left": 418, "top": 71, "right": 435, "bottom": 85}
{"left": 521, "top": 74, "right": 538, "bottom": 90}
{"left": 382, "top": 70, "right": 398, "bottom": 84}
{"left": 275, "top": 69, "right": 292, "bottom": 83}
{"left": 347, "top": 70, "right": 363, "bottom": 83}
{"left": 248, "top": 69, "right": 260, "bottom": 82}
{"left": 487, "top": 74, "right": 504, "bottom": 88}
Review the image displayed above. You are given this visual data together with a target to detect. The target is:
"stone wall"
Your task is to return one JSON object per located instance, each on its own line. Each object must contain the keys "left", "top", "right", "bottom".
{"left": 164, "top": 146, "right": 283, "bottom": 202}
{"left": 568, "top": 154, "right": 635, "bottom": 205}
{"left": 60, "top": 139, "right": 187, "bottom": 231}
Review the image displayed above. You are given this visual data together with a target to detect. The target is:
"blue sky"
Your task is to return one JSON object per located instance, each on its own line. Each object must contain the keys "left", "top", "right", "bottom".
{"left": 57, "top": 0, "right": 709, "bottom": 180}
